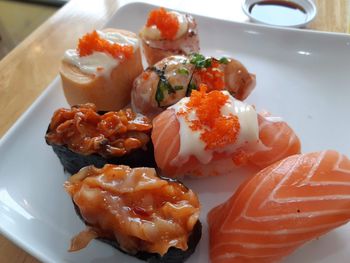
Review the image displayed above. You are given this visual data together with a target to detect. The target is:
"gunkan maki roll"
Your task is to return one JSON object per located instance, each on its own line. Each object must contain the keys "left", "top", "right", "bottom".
{"left": 64, "top": 164, "right": 202, "bottom": 263}
{"left": 45, "top": 103, "right": 156, "bottom": 174}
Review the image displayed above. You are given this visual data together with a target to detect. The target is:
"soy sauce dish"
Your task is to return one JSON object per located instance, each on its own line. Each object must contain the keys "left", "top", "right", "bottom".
{"left": 242, "top": 0, "right": 317, "bottom": 28}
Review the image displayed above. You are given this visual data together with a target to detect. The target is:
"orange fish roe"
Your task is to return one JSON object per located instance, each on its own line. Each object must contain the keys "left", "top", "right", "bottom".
{"left": 142, "top": 71, "right": 151, "bottom": 80}
{"left": 231, "top": 150, "right": 248, "bottom": 166}
{"left": 146, "top": 8, "right": 180, "bottom": 40}
{"left": 78, "top": 30, "right": 134, "bottom": 59}
{"left": 195, "top": 60, "right": 225, "bottom": 91}
{"left": 181, "top": 84, "right": 240, "bottom": 150}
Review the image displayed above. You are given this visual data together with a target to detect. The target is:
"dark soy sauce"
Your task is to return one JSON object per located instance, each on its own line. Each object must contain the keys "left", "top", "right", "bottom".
{"left": 249, "top": 1, "right": 307, "bottom": 26}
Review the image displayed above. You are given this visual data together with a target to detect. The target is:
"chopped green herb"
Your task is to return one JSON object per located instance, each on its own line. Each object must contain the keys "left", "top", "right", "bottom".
{"left": 189, "top": 53, "right": 212, "bottom": 69}
{"left": 152, "top": 66, "right": 185, "bottom": 106}
{"left": 174, "top": 85, "right": 183, "bottom": 90}
{"left": 203, "top": 59, "right": 212, "bottom": 68}
{"left": 186, "top": 82, "right": 197, "bottom": 96}
{"left": 155, "top": 85, "right": 164, "bottom": 103}
{"left": 155, "top": 80, "right": 168, "bottom": 104}
{"left": 219, "top": 57, "right": 229, "bottom": 64}
{"left": 177, "top": 68, "right": 189, "bottom": 75}
{"left": 167, "top": 83, "right": 176, "bottom": 94}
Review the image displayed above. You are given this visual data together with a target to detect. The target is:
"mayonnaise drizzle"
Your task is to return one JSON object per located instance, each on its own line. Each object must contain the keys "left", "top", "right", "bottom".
{"left": 169, "top": 91, "right": 259, "bottom": 166}
{"left": 63, "top": 50, "right": 118, "bottom": 78}
{"left": 97, "top": 31, "right": 139, "bottom": 48}
{"left": 140, "top": 11, "right": 188, "bottom": 40}
{"left": 63, "top": 30, "right": 139, "bottom": 78}
{"left": 264, "top": 116, "right": 284, "bottom": 123}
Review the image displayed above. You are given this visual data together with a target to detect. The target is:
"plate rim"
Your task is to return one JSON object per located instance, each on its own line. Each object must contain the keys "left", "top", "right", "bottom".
{"left": 126, "top": 1, "right": 350, "bottom": 38}
{"left": 0, "top": 1, "right": 349, "bottom": 262}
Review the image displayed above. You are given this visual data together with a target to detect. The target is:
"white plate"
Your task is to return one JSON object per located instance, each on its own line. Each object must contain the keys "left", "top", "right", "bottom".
{"left": 1, "top": 2, "right": 350, "bottom": 263}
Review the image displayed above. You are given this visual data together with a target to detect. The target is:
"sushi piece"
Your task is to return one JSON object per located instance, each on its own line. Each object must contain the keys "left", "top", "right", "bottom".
{"left": 151, "top": 85, "right": 300, "bottom": 177}
{"left": 139, "top": 7, "right": 200, "bottom": 66}
{"left": 131, "top": 54, "right": 256, "bottom": 118}
{"left": 65, "top": 164, "right": 202, "bottom": 263}
{"left": 60, "top": 28, "right": 142, "bottom": 111}
{"left": 189, "top": 53, "right": 256, "bottom": 100}
{"left": 132, "top": 55, "right": 194, "bottom": 118}
{"left": 208, "top": 150, "right": 350, "bottom": 263}
{"left": 45, "top": 103, "right": 155, "bottom": 174}
{"left": 248, "top": 111, "right": 301, "bottom": 168}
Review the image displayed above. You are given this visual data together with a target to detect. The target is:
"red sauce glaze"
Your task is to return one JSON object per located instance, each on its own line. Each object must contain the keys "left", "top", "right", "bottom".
{"left": 65, "top": 165, "right": 200, "bottom": 255}
{"left": 46, "top": 103, "right": 152, "bottom": 157}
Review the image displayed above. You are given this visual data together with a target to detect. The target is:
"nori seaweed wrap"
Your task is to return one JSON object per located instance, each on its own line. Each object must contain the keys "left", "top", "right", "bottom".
{"left": 45, "top": 103, "right": 156, "bottom": 174}
{"left": 65, "top": 164, "right": 202, "bottom": 262}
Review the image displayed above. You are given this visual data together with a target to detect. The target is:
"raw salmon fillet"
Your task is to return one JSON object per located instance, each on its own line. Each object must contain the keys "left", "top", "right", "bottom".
{"left": 151, "top": 109, "right": 301, "bottom": 177}
{"left": 208, "top": 150, "right": 350, "bottom": 263}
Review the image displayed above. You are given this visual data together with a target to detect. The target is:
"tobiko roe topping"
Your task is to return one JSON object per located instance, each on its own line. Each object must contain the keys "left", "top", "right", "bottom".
{"left": 146, "top": 8, "right": 180, "bottom": 40}
{"left": 78, "top": 30, "right": 134, "bottom": 59}
{"left": 196, "top": 60, "right": 225, "bottom": 91}
{"left": 178, "top": 84, "right": 240, "bottom": 150}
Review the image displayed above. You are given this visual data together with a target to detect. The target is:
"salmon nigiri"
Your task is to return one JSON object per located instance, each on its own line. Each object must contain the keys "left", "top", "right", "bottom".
{"left": 208, "top": 150, "right": 350, "bottom": 263}
{"left": 151, "top": 85, "right": 300, "bottom": 178}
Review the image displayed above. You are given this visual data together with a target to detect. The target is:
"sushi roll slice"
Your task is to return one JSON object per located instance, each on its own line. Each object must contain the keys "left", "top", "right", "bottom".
{"left": 139, "top": 8, "right": 200, "bottom": 66}
{"left": 65, "top": 164, "right": 202, "bottom": 263}
{"left": 45, "top": 103, "right": 155, "bottom": 174}
{"left": 208, "top": 150, "right": 350, "bottom": 263}
{"left": 131, "top": 54, "right": 256, "bottom": 118}
{"left": 151, "top": 84, "right": 300, "bottom": 178}
{"left": 60, "top": 28, "right": 142, "bottom": 111}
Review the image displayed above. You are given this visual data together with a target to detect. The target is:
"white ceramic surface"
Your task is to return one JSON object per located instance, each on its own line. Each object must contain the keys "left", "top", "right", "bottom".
{"left": 242, "top": 0, "right": 317, "bottom": 28}
{"left": 1, "top": 2, "right": 350, "bottom": 263}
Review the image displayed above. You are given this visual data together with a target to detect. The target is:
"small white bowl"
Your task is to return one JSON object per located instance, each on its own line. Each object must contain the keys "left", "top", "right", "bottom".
{"left": 242, "top": 0, "right": 317, "bottom": 28}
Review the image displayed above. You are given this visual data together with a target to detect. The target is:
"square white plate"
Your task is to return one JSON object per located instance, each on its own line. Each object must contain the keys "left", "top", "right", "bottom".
{"left": 1, "top": 2, "right": 350, "bottom": 263}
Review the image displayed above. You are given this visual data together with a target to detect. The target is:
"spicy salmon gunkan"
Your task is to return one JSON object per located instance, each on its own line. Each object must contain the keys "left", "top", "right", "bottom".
{"left": 45, "top": 103, "right": 155, "bottom": 174}
{"left": 65, "top": 164, "right": 201, "bottom": 262}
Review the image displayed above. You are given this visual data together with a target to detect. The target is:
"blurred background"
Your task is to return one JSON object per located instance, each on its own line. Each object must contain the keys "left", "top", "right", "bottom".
{"left": 0, "top": 0, "right": 67, "bottom": 59}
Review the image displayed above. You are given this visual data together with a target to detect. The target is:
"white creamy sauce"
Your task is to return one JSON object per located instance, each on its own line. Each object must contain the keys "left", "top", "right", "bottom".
{"left": 170, "top": 91, "right": 259, "bottom": 166}
{"left": 97, "top": 31, "right": 139, "bottom": 49}
{"left": 172, "top": 11, "right": 188, "bottom": 39}
{"left": 63, "top": 50, "right": 118, "bottom": 78}
{"left": 264, "top": 116, "right": 284, "bottom": 123}
{"left": 140, "top": 11, "right": 188, "bottom": 40}
{"left": 140, "top": 25, "right": 162, "bottom": 40}
{"left": 219, "top": 92, "right": 259, "bottom": 153}
{"left": 63, "top": 30, "right": 138, "bottom": 78}
{"left": 170, "top": 98, "right": 209, "bottom": 165}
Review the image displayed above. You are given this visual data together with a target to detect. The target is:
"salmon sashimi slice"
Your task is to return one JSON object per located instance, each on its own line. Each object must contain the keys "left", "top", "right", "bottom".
{"left": 151, "top": 109, "right": 301, "bottom": 178}
{"left": 208, "top": 150, "right": 350, "bottom": 263}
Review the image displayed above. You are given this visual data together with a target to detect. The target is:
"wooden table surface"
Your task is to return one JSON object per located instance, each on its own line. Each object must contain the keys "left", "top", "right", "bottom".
{"left": 0, "top": 0, "right": 349, "bottom": 262}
